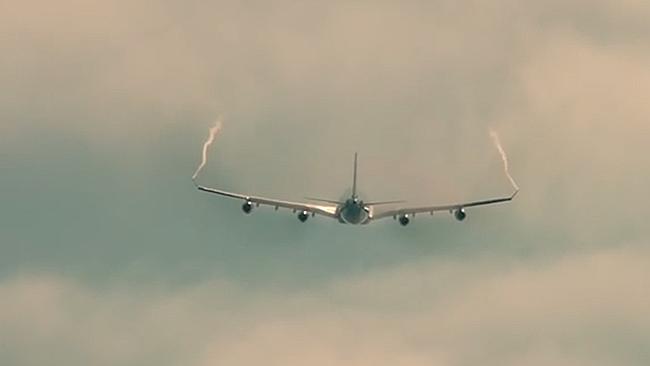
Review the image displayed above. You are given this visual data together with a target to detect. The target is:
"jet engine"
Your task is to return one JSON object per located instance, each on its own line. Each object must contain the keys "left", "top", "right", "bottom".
{"left": 454, "top": 208, "right": 466, "bottom": 221}
{"left": 398, "top": 214, "right": 410, "bottom": 226}
{"left": 297, "top": 210, "right": 310, "bottom": 223}
{"left": 242, "top": 201, "right": 253, "bottom": 214}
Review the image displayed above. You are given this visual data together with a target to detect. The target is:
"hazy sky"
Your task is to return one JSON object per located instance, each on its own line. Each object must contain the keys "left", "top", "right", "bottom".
{"left": 2, "top": 1, "right": 649, "bottom": 365}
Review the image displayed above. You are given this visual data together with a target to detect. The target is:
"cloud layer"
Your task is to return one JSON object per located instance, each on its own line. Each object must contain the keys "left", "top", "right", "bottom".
{"left": 2, "top": 0, "right": 650, "bottom": 365}
{"left": 2, "top": 245, "right": 648, "bottom": 365}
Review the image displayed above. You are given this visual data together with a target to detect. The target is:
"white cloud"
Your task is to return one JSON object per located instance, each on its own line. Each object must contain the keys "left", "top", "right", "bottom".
{"left": 2, "top": 1, "right": 650, "bottom": 364}
{"left": 3, "top": 0, "right": 648, "bottom": 208}
{"left": 2, "top": 245, "right": 648, "bottom": 365}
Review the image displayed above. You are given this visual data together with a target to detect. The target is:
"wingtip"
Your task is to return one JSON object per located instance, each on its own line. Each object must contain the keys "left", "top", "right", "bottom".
{"left": 510, "top": 188, "right": 520, "bottom": 199}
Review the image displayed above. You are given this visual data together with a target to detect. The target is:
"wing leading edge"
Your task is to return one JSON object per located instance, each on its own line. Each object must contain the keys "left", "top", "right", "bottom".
{"left": 369, "top": 189, "right": 519, "bottom": 220}
{"left": 194, "top": 182, "right": 339, "bottom": 218}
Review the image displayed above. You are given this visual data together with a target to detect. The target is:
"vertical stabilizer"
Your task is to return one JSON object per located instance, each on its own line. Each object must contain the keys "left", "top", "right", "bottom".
{"left": 352, "top": 153, "right": 358, "bottom": 199}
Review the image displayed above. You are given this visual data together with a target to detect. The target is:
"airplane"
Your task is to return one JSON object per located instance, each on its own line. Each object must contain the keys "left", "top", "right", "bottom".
{"left": 193, "top": 153, "right": 518, "bottom": 226}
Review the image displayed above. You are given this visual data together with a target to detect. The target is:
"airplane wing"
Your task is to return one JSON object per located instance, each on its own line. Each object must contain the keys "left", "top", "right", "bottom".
{"left": 369, "top": 190, "right": 519, "bottom": 220}
{"left": 194, "top": 182, "right": 339, "bottom": 218}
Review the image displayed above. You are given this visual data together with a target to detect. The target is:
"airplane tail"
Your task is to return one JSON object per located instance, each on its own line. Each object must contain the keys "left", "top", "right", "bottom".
{"left": 307, "top": 153, "right": 361, "bottom": 204}
{"left": 352, "top": 152, "right": 358, "bottom": 199}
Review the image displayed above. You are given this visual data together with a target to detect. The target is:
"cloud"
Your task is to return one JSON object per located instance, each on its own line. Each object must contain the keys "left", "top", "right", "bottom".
{"left": 5, "top": 0, "right": 646, "bottom": 196}
{"left": 498, "top": 29, "right": 650, "bottom": 242}
{"left": 3, "top": 0, "right": 648, "bottom": 205}
{"left": 2, "top": 245, "right": 648, "bottom": 365}
{"left": 2, "top": 1, "right": 650, "bottom": 364}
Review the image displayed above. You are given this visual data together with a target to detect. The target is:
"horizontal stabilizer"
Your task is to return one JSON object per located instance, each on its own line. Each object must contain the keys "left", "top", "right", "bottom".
{"left": 365, "top": 200, "right": 405, "bottom": 206}
{"left": 305, "top": 197, "right": 344, "bottom": 205}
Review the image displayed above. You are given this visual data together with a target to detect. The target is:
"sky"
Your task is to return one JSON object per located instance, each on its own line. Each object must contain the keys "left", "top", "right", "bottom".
{"left": 1, "top": 0, "right": 650, "bottom": 365}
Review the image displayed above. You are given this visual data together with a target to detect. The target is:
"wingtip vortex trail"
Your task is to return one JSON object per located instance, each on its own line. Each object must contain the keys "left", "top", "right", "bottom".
{"left": 192, "top": 120, "right": 223, "bottom": 181}
{"left": 489, "top": 129, "right": 519, "bottom": 192}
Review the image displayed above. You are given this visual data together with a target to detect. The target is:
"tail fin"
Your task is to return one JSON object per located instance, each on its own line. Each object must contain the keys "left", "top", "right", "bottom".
{"left": 352, "top": 153, "right": 358, "bottom": 199}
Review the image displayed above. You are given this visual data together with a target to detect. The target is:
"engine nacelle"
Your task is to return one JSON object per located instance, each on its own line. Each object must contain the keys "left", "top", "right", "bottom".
{"left": 242, "top": 201, "right": 253, "bottom": 214}
{"left": 297, "top": 210, "right": 309, "bottom": 223}
{"left": 398, "top": 214, "right": 410, "bottom": 226}
{"left": 454, "top": 208, "right": 466, "bottom": 221}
